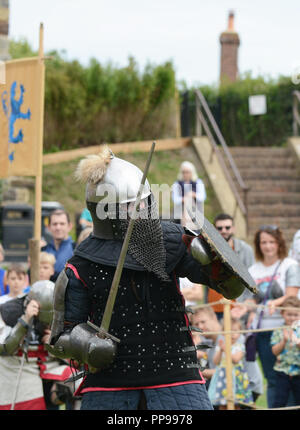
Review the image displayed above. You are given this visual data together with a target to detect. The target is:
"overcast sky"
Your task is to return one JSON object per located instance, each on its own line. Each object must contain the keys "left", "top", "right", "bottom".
{"left": 9, "top": 0, "right": 300, "bottom": 87}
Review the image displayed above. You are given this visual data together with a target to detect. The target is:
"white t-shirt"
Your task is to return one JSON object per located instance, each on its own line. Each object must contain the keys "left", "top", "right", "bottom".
{"left": 248, "top": 258, "right": 300, "bottom": 329}
{"left": 289, "top": 229, "right": 300, "bottom": 264}
{"left": 0, "top": 295, "right": 13, "bottom": 305}
{"left": 0, "top": 293, "right": 25, "bottom": 305}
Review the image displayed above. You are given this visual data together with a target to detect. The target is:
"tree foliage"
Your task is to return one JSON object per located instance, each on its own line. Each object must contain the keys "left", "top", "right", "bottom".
{"left": 9, "top": 39, "right": 177, "bottom": 152}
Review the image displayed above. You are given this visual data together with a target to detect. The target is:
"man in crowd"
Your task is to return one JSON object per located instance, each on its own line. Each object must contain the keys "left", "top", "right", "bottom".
{"left": 205, "top": 213, "right": 255, "bottom": 320}
{"left": 41, "top": 210, "right": 75, "bottom": 281}
{"left": 214, "top": 213, "right": 254, "bottom": 268}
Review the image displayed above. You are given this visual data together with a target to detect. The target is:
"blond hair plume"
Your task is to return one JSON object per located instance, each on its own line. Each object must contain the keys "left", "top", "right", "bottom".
{"left": 74, "top": 145, "right": 114, "bottom": 184}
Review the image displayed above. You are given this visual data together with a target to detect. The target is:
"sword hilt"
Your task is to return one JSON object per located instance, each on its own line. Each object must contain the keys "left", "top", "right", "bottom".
{"left": 87, "top": 320, "right": 120, "bottom": 343}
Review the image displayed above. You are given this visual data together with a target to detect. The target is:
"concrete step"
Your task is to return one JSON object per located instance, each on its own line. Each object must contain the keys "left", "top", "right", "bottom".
{"left": 229, "top": 157, "right": 296, "bottom": 168}
{"left": 229, "top": 147, "right": 291, "bottom": 157}
{"left": 248, "top": 191, "right": 300, "bottom": 205}
{"left": 236, "top": 167, "right": 299, "bottom": 180}
{"left": 248, "top": 203, "right": 300, "bottom": 217}
{"left": 242, "top": 179, "right": 300, "bottom": 192}
{"left": 248, "top": 216, "right": 300, "bottom": 231}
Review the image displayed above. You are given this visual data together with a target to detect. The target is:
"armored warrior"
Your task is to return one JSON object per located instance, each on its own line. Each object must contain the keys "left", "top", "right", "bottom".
{"left": 47, "top": 145, "right": 255, "bottom": 410}
{"left": 0, "top": 280, "right": 75, "bottom": 410}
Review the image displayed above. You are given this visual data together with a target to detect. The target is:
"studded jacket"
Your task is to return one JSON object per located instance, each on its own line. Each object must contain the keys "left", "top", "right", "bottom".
{"left": 63, "top": 221, "right": 220, "bottom": 391}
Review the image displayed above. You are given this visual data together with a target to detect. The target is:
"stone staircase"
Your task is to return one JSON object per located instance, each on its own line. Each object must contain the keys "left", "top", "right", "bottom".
{"left": 227, "top": 147, "right": 300, "bottom": 244}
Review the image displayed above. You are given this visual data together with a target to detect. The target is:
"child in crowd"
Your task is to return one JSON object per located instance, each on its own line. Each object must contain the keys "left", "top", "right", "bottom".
{"left": 271, "top": 296, "right": 300, "bottom": 408}
{"left": 76, "top": 227, "right": 93, "bottom": 247}
{"left": 208, "top": 318, "right": 253, "bottom": 409}
{"left": 0, "top": 244, "right": 7, "bottom": 296}
{"left": 39, "top": 252, "right": 56, "bottom": 281}
{"left": 0, "top": 264, "right": 27, "bottom": 305}
{"left": 192, "top": 306, "right": 222, "bottom": 388}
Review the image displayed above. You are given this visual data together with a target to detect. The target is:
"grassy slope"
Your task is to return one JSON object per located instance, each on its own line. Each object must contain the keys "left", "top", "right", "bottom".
{"left": 41, "top": 146, "right": 221, "bottom": 238}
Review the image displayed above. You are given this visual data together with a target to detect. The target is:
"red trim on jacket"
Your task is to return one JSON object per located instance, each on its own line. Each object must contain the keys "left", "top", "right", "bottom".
{"left": 80, "top": 379, "right": 205, "bottom": 394}
{"left": 181, "top": 234, "right": 194, "bottom": 251}
{"left": 66, "top": 263, "right": 87, "bottom": 287}
{"left": 74, "top": 375, "right": 87, "bottom": 397}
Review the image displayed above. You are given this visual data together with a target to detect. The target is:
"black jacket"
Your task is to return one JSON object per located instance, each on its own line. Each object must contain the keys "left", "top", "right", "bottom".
{"left": 62, "top": 221, "right": 218, "bottom": 389}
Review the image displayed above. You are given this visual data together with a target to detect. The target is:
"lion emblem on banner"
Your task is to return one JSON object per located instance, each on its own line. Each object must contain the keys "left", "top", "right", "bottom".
{"left": 1, "top": 81, "right": 31, "bottom": 162}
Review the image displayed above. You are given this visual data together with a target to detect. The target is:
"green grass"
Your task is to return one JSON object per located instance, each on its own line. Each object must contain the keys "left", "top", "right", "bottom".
{"left": 255, "top": 358, "right": 268, "bottom": 409}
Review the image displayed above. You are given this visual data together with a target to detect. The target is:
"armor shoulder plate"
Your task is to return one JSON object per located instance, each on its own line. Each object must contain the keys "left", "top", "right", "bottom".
{"left": 49, "top": 269, "right": 69, "bottom": 345}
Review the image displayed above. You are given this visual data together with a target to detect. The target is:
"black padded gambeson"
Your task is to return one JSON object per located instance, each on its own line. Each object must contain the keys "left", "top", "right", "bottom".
{"left": 62, "top": 221, "right": 218, "bottom": 390}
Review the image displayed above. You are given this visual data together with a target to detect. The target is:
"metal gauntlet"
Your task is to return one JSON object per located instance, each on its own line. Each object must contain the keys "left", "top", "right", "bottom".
{"left": 0, "top": 318, "right": 28, "bottom": 356}
{"left": 47, "top": 322, "right": 117, "bottom": 371}
{"left": 213, "top": 274, "right": 245, "bottom": 300}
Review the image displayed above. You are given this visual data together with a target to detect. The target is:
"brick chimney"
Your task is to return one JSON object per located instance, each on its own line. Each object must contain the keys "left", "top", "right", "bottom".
{"left": 0, "top": 0, "right": 9, "bottom": 61}
{"left": 219, "top": 10, "right": 240, "bottom": 84}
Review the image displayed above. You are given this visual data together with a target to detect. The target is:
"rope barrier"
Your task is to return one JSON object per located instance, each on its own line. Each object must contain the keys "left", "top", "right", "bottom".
{"left": 194, "top": 324, "right": 292, "bottom": 336}
{"left": 191, "top": 299, "right": 226, "bottom": 309}
{"left": 190, "top": 299, "right": 299, "bottom": 335}
{"left": 191, "top": 298, "right": 300, "bottom": 313}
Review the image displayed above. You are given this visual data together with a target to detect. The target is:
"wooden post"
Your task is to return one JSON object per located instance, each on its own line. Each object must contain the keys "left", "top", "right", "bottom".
{"left": 223, "top": 299, "right": 235, "bottom": 410}
{"left": 29, "top": 238, "right": 40, "bottom": 285}
{"left": 175, "top": 88, "right": 182, "bottom": 138}
{"left": 30, "top": 23, "right": 45, "bottom": 285}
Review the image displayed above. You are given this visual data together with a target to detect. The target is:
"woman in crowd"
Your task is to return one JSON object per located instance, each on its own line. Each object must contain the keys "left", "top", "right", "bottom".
{"left": 172, "top": 161, "right": 206, "bottom": 229}
{"left": 246, "top": 225, "right": 300, "bottom": 408}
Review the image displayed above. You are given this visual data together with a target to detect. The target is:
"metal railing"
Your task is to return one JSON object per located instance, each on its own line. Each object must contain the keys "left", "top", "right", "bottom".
{"left": 293, "top": 90, "right": 300, "bottom": 136}
{"left": 194, "top": 89, "right": 250, "bottom": 234}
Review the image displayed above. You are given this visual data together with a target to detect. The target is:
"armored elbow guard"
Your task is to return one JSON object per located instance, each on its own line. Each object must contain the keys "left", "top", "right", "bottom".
{"left": 47, "top": 270, "right": 117, "bottom": 371}
{"left": 190, "top": 236, "right": 213, "bottom": 265}
{"left": 0, "top": 318, "right": 28, "bottom": 356}
{"left": 47, "top": 322, "right": 117, "bottom": 371}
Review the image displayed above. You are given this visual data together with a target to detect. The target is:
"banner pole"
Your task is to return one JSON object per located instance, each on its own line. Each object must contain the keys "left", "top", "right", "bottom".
{"left": 223, "top": 299, "right": 235, "bottom": 410}
{"left": 30, "top": 23, "right": 45, "bottom": 285}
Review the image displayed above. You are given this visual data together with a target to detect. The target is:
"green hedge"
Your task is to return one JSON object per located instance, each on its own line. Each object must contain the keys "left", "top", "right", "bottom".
{"left": 193, "top": 73, "right": 300, "bottom": 147}
{"left": 9, "top": 39, "right": 177, "bottom": 152}
{"left": 10, "top": 39, "right": 300, "bottom": 149}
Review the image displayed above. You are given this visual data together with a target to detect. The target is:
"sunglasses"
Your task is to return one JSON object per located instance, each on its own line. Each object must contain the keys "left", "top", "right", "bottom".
{"left": 216, "top": 226, "right": 232, "bottom": 231}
